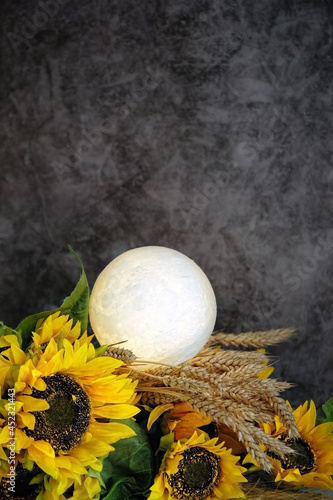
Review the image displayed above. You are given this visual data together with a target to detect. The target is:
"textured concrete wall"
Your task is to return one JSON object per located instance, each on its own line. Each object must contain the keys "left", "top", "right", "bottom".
{"left": 0, "top": 0, "right": 332, "bottom": 408}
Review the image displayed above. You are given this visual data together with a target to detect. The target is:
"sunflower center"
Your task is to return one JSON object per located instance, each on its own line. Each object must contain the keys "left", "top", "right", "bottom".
{"left": 267, "top": 435, "right": 316, "bottom": 475}
{"left": 26, "top": 373, "right": 91, "bottom": 453}
{"left": 183, "top": 461, "right": 212, "bottom": 489}
{"left": 44, "top": 392, "right": 78, "bottom": 428}
{"left": 168, "top": 446, "right": 221, "bottom": 500}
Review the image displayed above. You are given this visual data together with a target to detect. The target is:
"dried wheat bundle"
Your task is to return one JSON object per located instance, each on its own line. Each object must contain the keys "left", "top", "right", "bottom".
{"left": 241, "top": 483, "right": 332, "bottom": 500}
{"left": 109, "top": 328, "right": 298, "bottom": 472}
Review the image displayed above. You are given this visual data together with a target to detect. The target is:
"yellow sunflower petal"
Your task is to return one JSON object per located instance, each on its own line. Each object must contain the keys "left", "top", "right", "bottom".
{"left": 0, "top": 364, "right": 12, "bottom": 390}
{"left": 3, "top": 400, "right": 23, "bottom": 414}
{"left": 86, "top": 377, "right": 136, "bottom": 404}
{"left": 27, "top": 442, "right": 58, "bottom": 478}
{"left": 299, "top": 400, "right": 317, "bottom": 434}
{"left": 0, "top": 445, "right": 7, "bottom": 460}
{"left": 63, "top": 341, "right": 87, "bottom": 370}
{"left": 167, "top": 402, "right": 213, "bottom": 440}
{"left": 0, "top": 426, "right": 11, "bottom": 444}
{"left": 29, "top": 440, "right": 56, "bottom": 458}
{"left": 148, "top": 472, "right": 170, "bottom": 500}
{"left": 77, "top": 331, "right": 94, "bottom": 348}
{"left": 54, "top": 455, "right": 86, "bottom": 475}
{"left": 148, "top": 404, "right": 174, "bottom": 431}
{"left": 7, "top": 343, "right": 26, "bottom": 365}
{"left": 83, "top": 440, "right": 114, "bottom": 458}
{"left": 257, "top": 365, "right": 274, "bottom": 379}
{"left": 83, "top": 476, "right": 101, "bottom": 498}
{"left": 14, "top": 428, "right": 35, "bottom": 451}
{"left": 16, "top": 395, "right": 50, "bottom": 412}
{"left": 74, "top": 355, "right": 123, "bottom": 377}
{"left": 16, "top": 410, "right": 35, "bottom": 430}
{"left": 69, "top": 440, "right": 112, "bottom": 467}
{"left": 88, "top": 421, "right": 135, "bottom": 444}
{"left": 36, "top": 347, "right": 64, "bottom": 376}
{"left": 54, "top": 471, "right": 77, "bottom": 495}
{"left": 17, "top": 360, "right": 45, "bottom": 390}
{"left": 0, "top": 335, "right": 21, "bottom": 348}
{"left": 91, "top": 403, "right": 140, "bottom": 419}
{"left": 0, "top": 425, "right": 34, "bottom": 452}
{"left": 215, "top": 481, "right": 245, "bottom": 499}
{"left": 310, "top": 421, "right": 333, "bottom": 441}
{"left": 71, "top": 475, "right": 101, "bottom": 500}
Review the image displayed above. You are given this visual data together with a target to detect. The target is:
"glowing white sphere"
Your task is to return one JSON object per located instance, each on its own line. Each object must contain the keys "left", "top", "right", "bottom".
{"left": 89, "top": 246, "right": 217, "bottom": 365}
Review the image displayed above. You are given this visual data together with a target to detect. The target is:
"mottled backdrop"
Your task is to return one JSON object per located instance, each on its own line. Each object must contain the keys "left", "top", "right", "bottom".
{"left": 0, "top": 0, "right": 332, "bottom": 408}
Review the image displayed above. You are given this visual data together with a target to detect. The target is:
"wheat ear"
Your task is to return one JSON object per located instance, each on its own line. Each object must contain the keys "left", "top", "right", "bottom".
{"left": 206, "top": 328, "right": 295, "bottom": 347}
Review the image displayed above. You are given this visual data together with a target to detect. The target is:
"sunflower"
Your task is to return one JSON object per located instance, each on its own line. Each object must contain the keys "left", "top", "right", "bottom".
{"left": 147, "top": 401, "right": 247, "bottom": 458}
{"left": 148, "top": 431, "right": 247, "bottom": 500}
{"left": 31, "top": 312, "right": 92, "bottom": 352}
{"left": 166, "top": 403, "right": 213, "bottom": 441}
{"left": 244, "top": 400, "right": 333, "bottom": 491}
{"left": 0, "top": 335, "right": 140, "bottom": 498}
{"left": 147, "top": 402, "right": 212, "bottom": 441}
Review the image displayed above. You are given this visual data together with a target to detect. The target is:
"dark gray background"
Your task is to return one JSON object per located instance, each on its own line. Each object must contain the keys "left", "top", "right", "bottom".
{"left": 0, "top": 0, "right": 332, "bottom": 409}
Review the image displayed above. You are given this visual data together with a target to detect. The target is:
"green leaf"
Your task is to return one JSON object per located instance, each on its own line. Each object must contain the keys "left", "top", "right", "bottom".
{"left": 29, "top": 473, "right": 44, "bottom": 485}
{"left": 99, "top": 418, "right": 154, "bottom": 500}
{"left": 0, "top": 322, "right": 13, "bottom": 337}
{"left": 24, "top": 456, "right": 34, "bottom": 471}
{"left": 322, "top": 398, "right": 333, "bottom": 423}
{"left": 16, "top": 246, "right": 90, "bottom": 351}
{"left": 157, "top": 433, "right": 175, "bottom": 472}
{"left": 158, "top": 432, "right": 175, "bottom": 453}
{"left": 59, "top": 246, "right": 90, "bottom": 332}
{"left": 95, "top": 344, "right": 109, "bottom": 357}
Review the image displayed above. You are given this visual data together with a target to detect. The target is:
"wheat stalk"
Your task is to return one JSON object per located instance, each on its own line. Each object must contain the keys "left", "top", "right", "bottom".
{"left": 206, "top": 328, "right": 295, "bottom": 348}
{"left": 190, "top": 348, "right": 268, "bottom": 366}
{"left": 108, "top": 328, "right": 298, "bottom": 472}
{"left": 190, "top": 353, "right": 270, "bottom": 374}
{"left": 140, "top": 391, "right": 181, "bottom": 405}
{"left": 262, "top": 394, "right": 299, "bottom": 438}
{"left": 103, "top": 345, "right": 137, "bottom": 363}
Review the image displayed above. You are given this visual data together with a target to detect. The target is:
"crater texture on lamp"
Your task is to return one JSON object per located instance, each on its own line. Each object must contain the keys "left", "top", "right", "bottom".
{"left": 89, "top": 246, "right": 217, "bottom": 365}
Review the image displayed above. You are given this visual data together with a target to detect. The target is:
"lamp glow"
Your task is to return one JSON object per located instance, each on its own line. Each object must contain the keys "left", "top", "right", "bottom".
{"left": 89, "top": 246, "right": 217, "bottom": 365}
